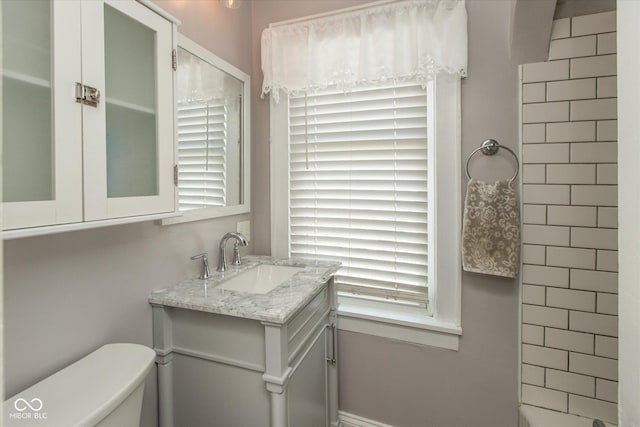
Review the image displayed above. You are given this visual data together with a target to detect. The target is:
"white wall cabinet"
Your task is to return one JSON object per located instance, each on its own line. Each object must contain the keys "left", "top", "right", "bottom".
{"left": 2, "top": 0, "right": 176, "bottom": 234}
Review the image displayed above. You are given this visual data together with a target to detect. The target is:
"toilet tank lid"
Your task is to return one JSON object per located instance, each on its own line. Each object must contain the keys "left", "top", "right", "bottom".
{"left": 3, "top": 343, "right": 155, "bottom": 427}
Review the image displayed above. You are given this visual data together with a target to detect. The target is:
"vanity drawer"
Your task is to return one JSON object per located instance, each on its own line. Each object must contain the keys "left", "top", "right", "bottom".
{"left": 170, "top": 308, "right": 266, "bottom": 369}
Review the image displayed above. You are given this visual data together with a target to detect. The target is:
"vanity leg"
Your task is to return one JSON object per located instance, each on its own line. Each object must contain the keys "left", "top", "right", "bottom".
{"left": 270, "top": 389, "right": 288, "bottom": 427}
{"left": 263, "top": 322, "right": 290, "bottom": 427}
{"left": 152, "top": 305, "right": 175, "bottom": 427}
{"left": 157, "top": 358, "right": 174, "bottom": 427}
{"left": 328, "top": 349, "right": 339, "bottom": 427}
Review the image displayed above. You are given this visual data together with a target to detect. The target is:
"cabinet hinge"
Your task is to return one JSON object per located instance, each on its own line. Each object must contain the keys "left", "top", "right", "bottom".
{"left": 173, "top": 165, "right": 179, "bottom": 186}
{"left": 172, "top": 49, "right": 177, "bottom": 71}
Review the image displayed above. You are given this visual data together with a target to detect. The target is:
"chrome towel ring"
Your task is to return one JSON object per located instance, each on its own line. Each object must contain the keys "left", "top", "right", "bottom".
{"left": 465, "top": 139, "right": 519, "bottom": 182}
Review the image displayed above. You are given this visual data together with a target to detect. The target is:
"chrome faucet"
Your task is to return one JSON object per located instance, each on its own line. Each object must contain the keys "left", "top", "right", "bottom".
{"left": 217, "top": 231, "right": 249, "bottom": 272}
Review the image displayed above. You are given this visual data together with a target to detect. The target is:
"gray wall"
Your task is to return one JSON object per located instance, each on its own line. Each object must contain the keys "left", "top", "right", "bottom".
{"left": 251, "top": 1, "right": 520, "bottom": 426}
{"left": 3, "top": 2, "right": 253, "bottom": 426}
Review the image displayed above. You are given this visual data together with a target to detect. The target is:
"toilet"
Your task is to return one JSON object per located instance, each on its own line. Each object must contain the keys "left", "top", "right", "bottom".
{"left": 3, "top": 343, "right": 156, "bottom": 427}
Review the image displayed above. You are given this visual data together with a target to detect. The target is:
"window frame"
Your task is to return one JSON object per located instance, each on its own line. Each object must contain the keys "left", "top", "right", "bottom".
{"left": 270, "top": 76, "right": 462, "bottom": 350}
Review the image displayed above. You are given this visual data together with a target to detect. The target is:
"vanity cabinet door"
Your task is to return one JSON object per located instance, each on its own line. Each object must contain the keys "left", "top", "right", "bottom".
{"left": 2, "top": 0, "right": 83, "bottom": 230}
{"left": 81, "top": 0, "right": 175, "bottom": 221}
{"left": 287, "top": 327, "right": 329, "bottom": 426}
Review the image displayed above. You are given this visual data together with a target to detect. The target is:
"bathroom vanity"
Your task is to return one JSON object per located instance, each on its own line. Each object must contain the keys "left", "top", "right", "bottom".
{"left": 149, "top": 256, "right": 340, "bottom": 427}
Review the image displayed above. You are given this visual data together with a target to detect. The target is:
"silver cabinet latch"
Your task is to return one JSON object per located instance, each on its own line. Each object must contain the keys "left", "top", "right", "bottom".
{"left": 326, "top": 323, "right": 337, "bottom": 366}
{"left": 75, "top": 82, "right": 101, "bottom": 107}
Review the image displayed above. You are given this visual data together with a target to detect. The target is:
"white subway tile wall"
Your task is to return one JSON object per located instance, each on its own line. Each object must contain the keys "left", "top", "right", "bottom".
{"left": 522, "top": 60, "right": 569, "bottom": 83}
{"left": 523, "top": 284, "right": 546, "bottom": 305}
{"left": 545, "top": 368, "right": 595, "bottom": 397}
{"left": 569, "top": 395, "right": 617, "bottom": 424}
{"left": 523, "top": 264, "right": 570, "bottom": 288}
{"left": 595, "top": 336, "right": 618, "bottom": 359}
{"left": 523, "top": 205, "right": 547, "bottom": 224}
{"left": 544, "top": 328, "right": 594, "bottom": 354}
{"left": 523, "top": 143, "right": 571, "bottom": 163}
{"left": 523, "top": 184, "right": 570, "bottom": 204}
{"left": 569, "top": 55, "right": 616, "bottom": 80}
{"left": 522, "top": 364, "right": 546, "bottom": 386}
{"left": 595, "top": 378, "right": 618, "bottom": 403}
{"left": 546, "top": 121, "right": 595, "bottom": 142}
{"left": 523, "top": 245, "right": 546, "bottom": 265}
{"left": 597, "top": 207, "right": 618, "bottom": 228}
{"left": 597, "top": 76, "right": 617, "bottom": 98}
{"left": 548, "top": 35, "right": 596, "bottom": 61}
{"left": 523, "top": 323, "right": 545, "bottom": 345}
{"left": 570, "top": 269, "right": 617, "bottom": 293}
{"left": 547, "top": 205, "right": 597, "bottom": 227}
{"left": 571, "top": 11, "right": 616, "bottom": 36}
{"left": 596, "top": 33, "right": 616, "bottom": 56}
{"left": 520, "top": 12, "right": 618, "bottom": 421}
{"left": 570, "top": 142, "right": 618, "bottom": 163}
{"left": 523, "top": 83, "right": 547, "bottom": 103}
{"left": 569, "top": 353, "right": 617, "bottom": 381}
{"left": 570, "top": 98, "right": 617, "bottom": 121}
{"left": 550, "top": 18, "right": 570, "bottom": 40}
{"left": 523, "top": 343, "right": 569, "bottom": 371}
{"left": 596, "top": 250, "right": 618, "bottom": 272}
{"left": 522, "top": 384, "right": 568, "bottom": 412}
{"left": 597, "top": 120, "right": 617, "bottom": 141}
{"left": 597, "top": 164, "right": 617, "bottom": 185}
{"left": 547, "top": 78, "right": 596, "bottom": 101}
{"left": 522, "top": 165, "right": 546, "bottom": 183}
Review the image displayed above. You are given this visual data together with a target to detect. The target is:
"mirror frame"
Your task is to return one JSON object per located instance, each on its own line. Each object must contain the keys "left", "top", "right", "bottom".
{"left": 163, "top": 33, "right": 251, "bottom": 225}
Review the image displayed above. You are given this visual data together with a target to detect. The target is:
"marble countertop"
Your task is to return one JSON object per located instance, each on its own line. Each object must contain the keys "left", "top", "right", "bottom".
{"left": 148, "top": 256, "right": 341, "bottom": 324}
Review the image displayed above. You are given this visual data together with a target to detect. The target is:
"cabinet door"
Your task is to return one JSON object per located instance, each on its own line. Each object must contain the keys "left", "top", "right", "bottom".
{"left": 2, "top": 0, "right": 83, "bottom": 230}
{"left": 81, "top": 0, "right": 175, "bottom": 221}
{"left": 288, "top": 327, "right": 329, "bottom": 426}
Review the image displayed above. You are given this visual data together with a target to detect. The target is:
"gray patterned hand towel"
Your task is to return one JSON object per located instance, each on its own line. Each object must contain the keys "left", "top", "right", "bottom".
{"left": 462, "top": 179, "right": 520, "bottom": 278}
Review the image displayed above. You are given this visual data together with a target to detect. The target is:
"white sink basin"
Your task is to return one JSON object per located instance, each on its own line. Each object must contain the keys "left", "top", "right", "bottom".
{"left": 217, "top": 265, "right": 304, "bottom": 294}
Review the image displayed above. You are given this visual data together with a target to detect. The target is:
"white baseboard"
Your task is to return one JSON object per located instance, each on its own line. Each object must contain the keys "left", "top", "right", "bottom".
{"left": 339, "top": 411, "right": 395, "bottom": 427}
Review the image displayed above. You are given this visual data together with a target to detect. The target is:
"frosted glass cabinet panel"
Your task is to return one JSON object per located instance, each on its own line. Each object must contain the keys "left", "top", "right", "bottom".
{"left": 2, "top": 0, "right": 83, "bottom": 229}
{"left": 104, "top": 4, "right": 158, "bottom": 198}
{"left": 3, "top": 0, "right": 52, "bottom": 202}
{"left": 1, "top": 0, "right": 176, "bottom": 232}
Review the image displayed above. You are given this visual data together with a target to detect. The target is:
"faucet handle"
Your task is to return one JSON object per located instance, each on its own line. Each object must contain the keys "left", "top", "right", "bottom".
{"left": 190, "top": 253, "right": 211, "bottom": 280}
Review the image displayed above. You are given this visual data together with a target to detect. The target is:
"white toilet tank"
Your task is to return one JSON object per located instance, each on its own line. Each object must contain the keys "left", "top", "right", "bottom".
{"left": 3, "top": 343, "right": 156, "bottom": 427}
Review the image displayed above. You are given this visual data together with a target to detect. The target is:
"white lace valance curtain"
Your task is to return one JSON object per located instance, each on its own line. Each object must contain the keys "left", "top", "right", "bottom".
{"left": 261, "top": 0, "right": 467, "bottom": 102}
{"left": 177, "top": 48, "right": 242, "bottom": 107}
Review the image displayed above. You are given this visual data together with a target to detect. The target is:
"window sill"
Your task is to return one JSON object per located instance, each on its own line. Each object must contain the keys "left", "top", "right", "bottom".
{"left": 337, "top": 298, "right": 461, "bottom": 351}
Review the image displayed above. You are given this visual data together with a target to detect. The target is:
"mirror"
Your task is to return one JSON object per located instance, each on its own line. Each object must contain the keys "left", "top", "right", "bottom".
{"left": 163, "top": 34, "right": 250, "bottom": 224}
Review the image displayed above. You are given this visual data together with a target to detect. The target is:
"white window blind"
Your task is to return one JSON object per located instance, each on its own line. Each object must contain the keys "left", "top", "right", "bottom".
{"left": 176, "top": 100, "right": 227, "bottom": 211}
{"left": 289, "top": 81, "right": 432, "bottom": 308}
